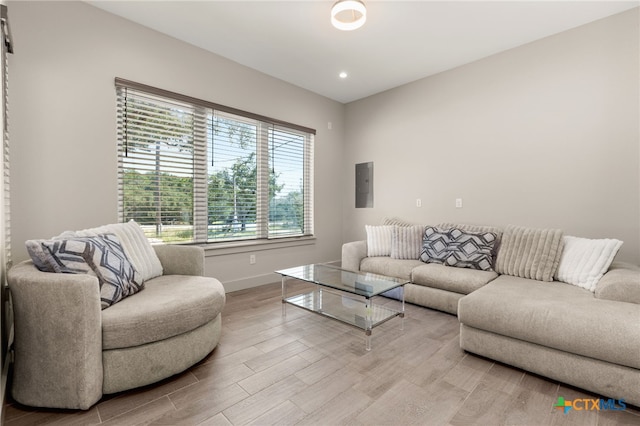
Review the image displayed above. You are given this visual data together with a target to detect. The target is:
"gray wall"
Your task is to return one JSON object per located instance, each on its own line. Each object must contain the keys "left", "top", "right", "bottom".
{"left": 8, "top": 2, "right": 640, "bottom": 292}
{"left": 343, "top": 8, "right": 640, "bottom": 263}
{"left": 9, "top": 1, "right": 346, "bottom": 291}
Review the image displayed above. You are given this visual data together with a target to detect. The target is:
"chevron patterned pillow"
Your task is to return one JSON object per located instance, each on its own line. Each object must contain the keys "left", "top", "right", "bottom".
{"left": 420, "top": 227, "right": 497, "bottom": 271}
{"left": 26, "top": 233, "right": 143, "bottom": 309}
{"left": 420, "top": 226, "right": 451, "bottom": 264}
{"left": 443, "top": 228, "right": 497, "bottom": 271}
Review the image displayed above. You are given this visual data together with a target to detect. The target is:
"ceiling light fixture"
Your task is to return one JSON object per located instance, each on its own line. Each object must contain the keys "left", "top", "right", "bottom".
{"left": 331, "top": 0, "right": 367, "bottom": 31}
{"left": 339, "top": 71, "right": 348, "bottom": 79}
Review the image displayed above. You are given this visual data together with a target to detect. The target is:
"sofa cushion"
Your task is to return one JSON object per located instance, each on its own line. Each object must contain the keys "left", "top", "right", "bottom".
{"left": 554, "top": 236, "right": 623, "bottom": 292}
{"left": 595, "top": 262, "right": 640, "bottom": 305}
{"left": 101, "top": 274, "right": 226, "bottom": 350}
{"left": 404, "top": 284, "right": 464, "bottom": 315}
{"left": 494, "top": 225, "right": 564, "bottom": 282}
{"left": 391, "top": 225, "right": 424, "bottom": 260}
{"left": 411, "top": 263, "right": 498, "bottom": 295}
{"left": 360, "top": 257, "right": 423, "bottom": 281}
{"left": 458, "top": 275, "right": 640, "bottom": 370}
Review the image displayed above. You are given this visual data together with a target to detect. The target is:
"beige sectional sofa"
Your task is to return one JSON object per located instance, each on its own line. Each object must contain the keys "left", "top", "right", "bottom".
{"left": 341, "top": 219, "right": 640, "bottom": 407}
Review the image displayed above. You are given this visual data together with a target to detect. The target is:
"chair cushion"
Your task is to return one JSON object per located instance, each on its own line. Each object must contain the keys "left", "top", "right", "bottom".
{"left": 102, "top": 274, "right": 226, "bottom": 350}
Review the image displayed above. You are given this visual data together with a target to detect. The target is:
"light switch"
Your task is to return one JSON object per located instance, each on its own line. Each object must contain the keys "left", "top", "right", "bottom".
{"left": 416, "top": 198, "right": 422, "bottom": 207}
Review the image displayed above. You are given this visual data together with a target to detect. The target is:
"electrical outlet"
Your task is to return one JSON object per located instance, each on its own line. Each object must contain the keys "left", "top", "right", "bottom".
{"left": 416, "top": 198, "right": 422, "bottom": 207}
{"left": 249, "top": 254, "right": 256, "bottom": 264}
{"left": 455, "top": 198, "right": 463, "bottom": 208}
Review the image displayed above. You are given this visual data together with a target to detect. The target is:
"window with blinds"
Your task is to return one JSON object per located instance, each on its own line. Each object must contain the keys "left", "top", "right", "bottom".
{"left": 116, "top": 79, "right": 315, "bottom": 245}
{"left": 268, "top": 127, "right": 313, "bottom": 238}
{"left": 1, "top": 2, "right": 13, "bottom": 391}
{"left": 1, "top": 4, "right": 11, "bottom": 265}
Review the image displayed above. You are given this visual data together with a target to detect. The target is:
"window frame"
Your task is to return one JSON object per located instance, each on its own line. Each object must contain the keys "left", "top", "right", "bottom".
{"left": 115, "top": 78, "right": 315, "bottom": 247}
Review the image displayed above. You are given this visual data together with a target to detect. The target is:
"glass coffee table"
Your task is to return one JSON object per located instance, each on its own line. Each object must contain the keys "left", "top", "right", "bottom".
{"left": 276, "top": 264, "right": 408, "bottom": 351}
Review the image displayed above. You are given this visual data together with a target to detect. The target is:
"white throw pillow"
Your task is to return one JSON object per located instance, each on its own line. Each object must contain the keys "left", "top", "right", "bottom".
{"left": 555, "top": 236, "right": 623, "bottom": 292}
{"left": 365, "top": 225, "right": 394, "bottom": 257}
{"left": 60, "top": 220, "right": 163, "bottom": 282}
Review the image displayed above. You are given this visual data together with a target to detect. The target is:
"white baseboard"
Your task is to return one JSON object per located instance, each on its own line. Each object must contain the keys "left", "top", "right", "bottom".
{"left": 221, "top": 260, "right": 341, "bottom": 293}
{"left": 222, "top": 273, "right": 280, "bottom": 293}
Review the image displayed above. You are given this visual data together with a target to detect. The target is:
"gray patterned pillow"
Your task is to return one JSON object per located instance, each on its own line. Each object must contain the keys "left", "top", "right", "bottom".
{"left": 443, "top": 228, "right": 497, "bottom": 271}
{"left": 420, "top": 227, "right": 451, "bottom": 264}
{"left": 26, "top": 233, "right": 143, "bottom": 309}
{"left": 420, "top": 227, "right": 497, "bottom": 271}
{"left": 58, "top": 220, "right": 163, "bottom": 282}
{"left": 437, "top": 222, "right": 502, "bottom": 260}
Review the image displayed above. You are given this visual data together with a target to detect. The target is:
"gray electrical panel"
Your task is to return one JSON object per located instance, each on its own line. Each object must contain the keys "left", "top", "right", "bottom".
{"left": 355, "top": 162, "right": 373, "bottom": 208}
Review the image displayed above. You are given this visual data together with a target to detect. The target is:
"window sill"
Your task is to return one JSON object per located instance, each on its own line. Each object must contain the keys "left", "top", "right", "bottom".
{"left": 201, "top": 236, "right": 316, "bottom": 257}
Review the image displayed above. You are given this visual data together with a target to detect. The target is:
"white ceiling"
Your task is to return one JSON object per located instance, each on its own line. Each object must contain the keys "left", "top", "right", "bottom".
{"left": 88, "top": 1, "right": 639, "bottom": 104}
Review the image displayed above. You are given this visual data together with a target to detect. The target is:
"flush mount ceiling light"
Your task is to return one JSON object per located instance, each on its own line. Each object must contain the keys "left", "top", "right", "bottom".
{"left": 331, "top": 0, "right": 367, "bottom": 31}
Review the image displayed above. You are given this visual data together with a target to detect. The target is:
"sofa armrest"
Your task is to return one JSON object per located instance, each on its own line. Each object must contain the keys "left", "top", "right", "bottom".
{"left": 153, "top": 244, "right": 205, "bottom": 276}
{"left": 342, "top": 240, "right": 367, "bottom": 272}
{"left": 595, "top": 262, "right": 640, "bottom": 305}
{"left": 8, "top": 261, "right": 103, "bottom": 409}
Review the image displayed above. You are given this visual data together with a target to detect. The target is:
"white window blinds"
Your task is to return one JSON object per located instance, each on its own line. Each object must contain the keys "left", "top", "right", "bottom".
{"left": 1, "top": 5, "right": 11, "bottom": 267}
{"left": 1, "top": 1, "right": 13, "bottom": 392}
{"left": 208, "top": 112, "right": 259, "bottom": 242}
{"left": 116, "top": 79, "right": 315, "bottom": 244}
{"left": 268, "top": 126, "right": 313, "bottom": 238}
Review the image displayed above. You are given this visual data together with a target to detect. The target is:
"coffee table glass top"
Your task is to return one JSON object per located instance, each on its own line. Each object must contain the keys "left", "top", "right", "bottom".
{"left": 276, "top": 264, "right": 408, "bottom": 298}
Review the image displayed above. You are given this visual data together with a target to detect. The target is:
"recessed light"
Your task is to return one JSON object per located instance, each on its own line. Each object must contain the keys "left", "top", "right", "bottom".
{"left": 339, "top": 72, "right": 348, "bottom": 79}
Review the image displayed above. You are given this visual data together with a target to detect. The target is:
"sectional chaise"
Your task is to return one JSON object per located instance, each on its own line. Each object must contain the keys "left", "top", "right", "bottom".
{"left": 341, "top": 218, "right": 640, "bottom": 407}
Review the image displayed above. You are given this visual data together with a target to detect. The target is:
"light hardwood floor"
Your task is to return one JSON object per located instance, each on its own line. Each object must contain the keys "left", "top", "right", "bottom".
{"left": 4, "top": 280, "right": 640, "bottom": 425}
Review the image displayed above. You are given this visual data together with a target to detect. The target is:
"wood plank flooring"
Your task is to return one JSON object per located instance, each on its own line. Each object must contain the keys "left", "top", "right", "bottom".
{"left": 4, "top": 280, "right": 640, "bottom": 425}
